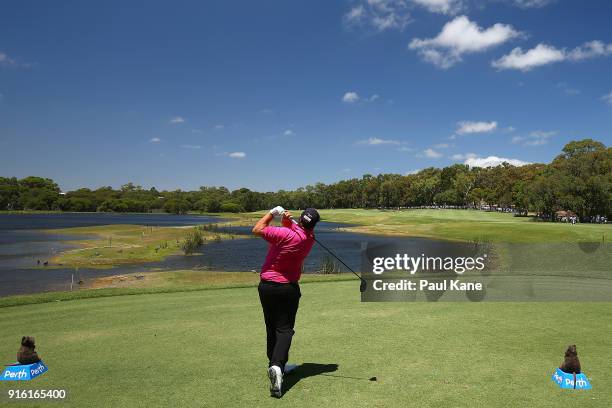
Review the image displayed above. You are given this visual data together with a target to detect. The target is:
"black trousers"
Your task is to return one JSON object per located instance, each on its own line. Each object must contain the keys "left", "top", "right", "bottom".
{"left": 258, "top": 280, "right": 301, "bottom": 372}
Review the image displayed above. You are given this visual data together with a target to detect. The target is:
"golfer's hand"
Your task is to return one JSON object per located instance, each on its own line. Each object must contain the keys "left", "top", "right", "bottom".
{"left": 269, "top": 206, "right": 285, "bottom": 217}
{"left": 281, "top": 211, "right": 294, "bottom": 227}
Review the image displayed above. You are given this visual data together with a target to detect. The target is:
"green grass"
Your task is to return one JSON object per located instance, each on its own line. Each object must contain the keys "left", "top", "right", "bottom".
{"left": 317, "top": 209, "right": 610, "bottom": 243}
{"left": 214, "top": 208, "right": 610, "bottom": 242}
{"left": 1, "top": 209, "right": 608, "bottom": 406}
{"left": 45, "top": 223, "right": 246, "bottom": 268}
{"left": 0, "top": 271, "right": 354, "bottom": 308}
{"left": 0, "top": 281, "right": 610, "bottom": 407}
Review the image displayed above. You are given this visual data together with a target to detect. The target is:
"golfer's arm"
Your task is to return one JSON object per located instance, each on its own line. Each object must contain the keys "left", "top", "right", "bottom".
{"left": 252, "top": 213, "right": 273, "bottom": 236}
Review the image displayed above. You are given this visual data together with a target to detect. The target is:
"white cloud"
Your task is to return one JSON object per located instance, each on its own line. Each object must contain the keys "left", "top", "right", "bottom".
{"left": 180, "top": 144, "right": 201, "bottom": 149}
{"left": 216, "top": 151, "right": 246, "bottom": 158}
{"left": 344, "top": 5, "right": 365, "bottom": 25}
{"left": 214, "top": 124, "right": 224, "bottom": 130}
{"left": 405, "top": 169, "right": 422, "bottom": 175}
{"left": 343, "top": 1, "right": 411, "bottom": 32}
{"left": 556, "top": 82, "right": 580, "bottom": 95}
{"left": 411, "top": 0, "right": 463, "bottom": 15}
{"left": 409, "top": 16, "right": 521, "bottom": 68}
{"left": 512, "top": 130, "right": 556, "bottom": 146}
{"left": 0, "top": 52, "right": 17, "bottom": 66}
{"left": 283, "top": 129, "right": 295, "bottom": 136}
{"left": 451, "top": 152, "right": 477, "bottom": 160}
{"left": 456, "top": 120, "right": 498, "bottom": 134}
{"left": 465, "top": 155, "right": 530, "bottom": 168}
{"left": 492, "top": 44, "right": 565, "bottom": 71}
{"left": 0, "top": 51, "right": 33, "bottom": 68}
{"left": 357, "top": 137, "right": 400, "bottom": 146}
{"left": 434, "top": 143, "right": 450, "bottom": 148}
{"left": 601, "top": 91, "right": 612, "bottom": 104}
{"left": 342, "top": 91, "right": 360, "bottom": 103}
{"left": 169, "top": 116, "right": 185, "bottom": 124}
{"left": 512, "top": 0, "right": 554, "bottom": 8}
{"left": 149, "top": 137, "right": 161, "bottom": 143}
{"left": 529, "top": 130, "right": 556, "bottom": 144}
{"left": 493, "top": 41, "right": 612, "bottom": 71}
{"left": 343, "top": 92, "right": 380, "bottom": 103}
{"left": 423, "top": 148, "right": 443, "bottom": 158}
{"left": 567, "top": 40, "right": 612, "bottom": 60}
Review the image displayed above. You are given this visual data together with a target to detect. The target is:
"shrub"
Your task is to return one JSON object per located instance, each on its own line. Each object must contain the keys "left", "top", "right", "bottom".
{"left": 181, "top": 229, "right": 204, "bottom": 255}
{"left": 318, "top": 255, "right": 341, "bottom": 274}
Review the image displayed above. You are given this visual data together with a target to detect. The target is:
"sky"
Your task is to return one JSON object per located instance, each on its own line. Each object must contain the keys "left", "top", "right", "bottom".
{"left": 0, "top": 0, "right": 611, "bottom": 192}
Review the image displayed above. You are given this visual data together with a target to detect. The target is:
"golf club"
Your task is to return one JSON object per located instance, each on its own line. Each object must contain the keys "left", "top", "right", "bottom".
{"left": 291, "top": 217, "right": 367, "bottom": 292}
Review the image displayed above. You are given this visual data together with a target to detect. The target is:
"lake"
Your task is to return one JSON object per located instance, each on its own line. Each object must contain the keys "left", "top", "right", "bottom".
{"left": 0, "top": 213, "right": 469, "bottom": 297}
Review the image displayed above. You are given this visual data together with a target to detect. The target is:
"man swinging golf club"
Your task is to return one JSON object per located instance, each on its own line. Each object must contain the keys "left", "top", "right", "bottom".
{"left": 252, "top": 206, "right": 320, "bottom": 398}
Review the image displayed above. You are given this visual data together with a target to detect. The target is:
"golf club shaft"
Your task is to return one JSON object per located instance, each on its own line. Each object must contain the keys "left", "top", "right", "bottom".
{"left": 313, "top": 236, "right": 362, "bottom": 279}
{"left": 290, "top": 218, "right": 363, "bottom": 282}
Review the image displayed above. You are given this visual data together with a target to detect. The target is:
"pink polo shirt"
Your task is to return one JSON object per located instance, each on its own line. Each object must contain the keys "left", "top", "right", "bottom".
{"left": 260, "top": 223, "right": 315, "bottom": 283}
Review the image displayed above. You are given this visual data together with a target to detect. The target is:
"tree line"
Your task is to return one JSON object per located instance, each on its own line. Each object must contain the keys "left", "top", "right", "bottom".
{"left": 1, "top": 139, "right": 610, "bottom": 220}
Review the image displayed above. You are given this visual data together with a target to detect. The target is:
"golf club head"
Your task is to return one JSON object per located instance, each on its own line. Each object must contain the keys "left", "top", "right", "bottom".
{"left": 359, "top": 278, "right": 367, "bottom": 293}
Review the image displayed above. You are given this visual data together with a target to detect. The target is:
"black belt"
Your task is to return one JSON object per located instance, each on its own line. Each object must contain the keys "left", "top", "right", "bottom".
{"left": 260, "top": 279, "right": 299, "bottom": 287}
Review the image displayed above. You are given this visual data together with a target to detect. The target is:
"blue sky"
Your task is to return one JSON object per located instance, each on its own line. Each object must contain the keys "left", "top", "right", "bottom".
{"left": 0, "top": 0, "right": 611, "bottom": 192}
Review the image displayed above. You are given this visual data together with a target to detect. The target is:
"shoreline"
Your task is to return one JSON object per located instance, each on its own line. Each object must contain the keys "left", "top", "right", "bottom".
{"left": 0, "top": 271, "right": 355, "bottom": 308}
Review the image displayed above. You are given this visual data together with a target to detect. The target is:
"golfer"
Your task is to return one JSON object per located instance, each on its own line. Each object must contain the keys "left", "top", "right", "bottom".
{"left": 252, "top": 206, "right": 320, "bottom": 397}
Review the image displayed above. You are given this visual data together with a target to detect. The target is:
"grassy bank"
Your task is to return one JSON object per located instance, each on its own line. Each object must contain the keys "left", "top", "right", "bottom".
{"left": 45, "top": 223, "right": 246, "bottom": 268}
{"left": 0, "top": 271, "right": 354, "bottom": 308}
{"left": 0, "top": 280, "right": 609, "bottom": 407}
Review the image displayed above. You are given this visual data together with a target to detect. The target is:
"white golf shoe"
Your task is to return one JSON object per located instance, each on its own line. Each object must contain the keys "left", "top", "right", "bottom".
{"left": 284, "top": 364, "right": 298, "bottom": 375}
{"left": 268, "top": 365, "right": 283, "bottom": 398}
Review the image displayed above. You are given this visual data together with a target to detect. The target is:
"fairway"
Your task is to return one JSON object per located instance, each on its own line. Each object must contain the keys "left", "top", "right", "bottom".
{"left": 318, "top": 209, "right": 610, "bottom": 243}
{"left": 1, "top": 281, "right": 610, "bottom": 407}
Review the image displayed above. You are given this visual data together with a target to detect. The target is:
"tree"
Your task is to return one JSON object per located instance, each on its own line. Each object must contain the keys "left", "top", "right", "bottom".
{"left": 1, "top": 139, "right": 609, "bottom": 218}
{"left": 163, "top": 199, "right": 190, "bottom": 214}
{"left": 220, "top": 201, "right": 243, "bottom": 213}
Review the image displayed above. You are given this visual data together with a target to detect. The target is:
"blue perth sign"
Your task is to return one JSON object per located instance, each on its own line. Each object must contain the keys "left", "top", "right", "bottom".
{"left": 1, "top": 361, "right": 48, "bottom": 381}
{"left": 551, "top": 368, "right": 591, "bottom": 390}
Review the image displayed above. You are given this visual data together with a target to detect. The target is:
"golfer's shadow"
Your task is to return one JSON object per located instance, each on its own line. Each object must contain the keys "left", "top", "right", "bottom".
{"left": 282, "top": 363, "right": 339, "bottom": 396}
